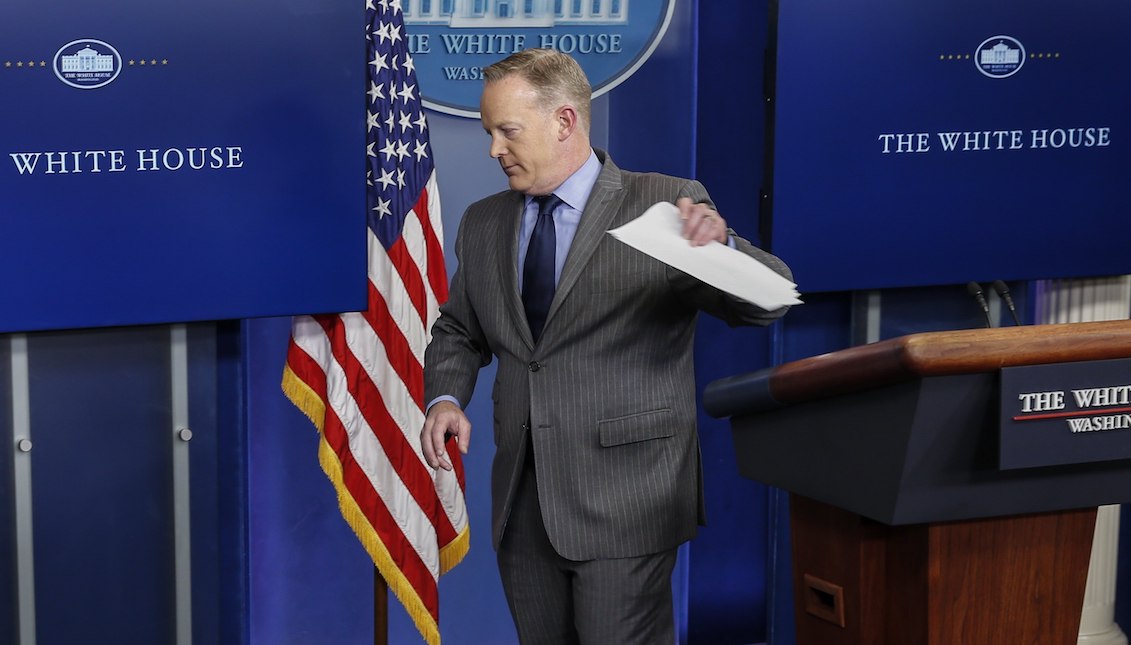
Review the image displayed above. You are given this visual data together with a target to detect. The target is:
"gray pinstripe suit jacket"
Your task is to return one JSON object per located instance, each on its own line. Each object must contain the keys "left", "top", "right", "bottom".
{"left": 424, "top": 150, "right": 791, "bottom": 561}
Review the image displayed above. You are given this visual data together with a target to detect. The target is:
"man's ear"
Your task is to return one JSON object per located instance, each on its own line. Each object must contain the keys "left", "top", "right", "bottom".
{"left": 556, "top": 105, "right": 579, "bottom": 141}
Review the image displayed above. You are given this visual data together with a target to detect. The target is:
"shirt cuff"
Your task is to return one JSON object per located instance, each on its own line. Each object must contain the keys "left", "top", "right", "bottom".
{"left": 426, "top": 395, "right": 462, "bottom": 413}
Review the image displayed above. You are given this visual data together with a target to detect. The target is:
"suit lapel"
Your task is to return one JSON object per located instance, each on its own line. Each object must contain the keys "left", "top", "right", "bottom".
{"left": 544, "top": 154, "right": 625, "bottom": 331}
{"left": 497, "top": 192, "right": 535, "bottom": 348}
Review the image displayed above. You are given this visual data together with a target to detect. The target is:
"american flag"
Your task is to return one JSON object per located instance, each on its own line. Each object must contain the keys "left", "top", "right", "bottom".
{"left": 281, "top": 2, "right": 469, "bottom": 643}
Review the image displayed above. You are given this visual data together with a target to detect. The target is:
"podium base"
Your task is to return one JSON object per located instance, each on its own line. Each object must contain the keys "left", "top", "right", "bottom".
{"left": 790, "top": 495, "right": 1097, "bottom": 645}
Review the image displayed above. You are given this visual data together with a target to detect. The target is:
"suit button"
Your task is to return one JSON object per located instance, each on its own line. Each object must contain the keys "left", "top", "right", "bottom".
{"left": 528, "top": 361, "right": 541, "bottom": 372}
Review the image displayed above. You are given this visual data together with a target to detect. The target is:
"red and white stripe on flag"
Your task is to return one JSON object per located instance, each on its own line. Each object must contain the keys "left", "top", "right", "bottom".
{"left": 283, "top": 170, "right": 469, "bottom": 642}
{"left": 284, "top": 5, "right": 468, "bottom": 641}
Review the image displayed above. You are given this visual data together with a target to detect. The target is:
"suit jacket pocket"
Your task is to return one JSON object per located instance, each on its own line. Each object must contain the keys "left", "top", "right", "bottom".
{"left": 598, "top": 408, "right": 674, "bottom": 447}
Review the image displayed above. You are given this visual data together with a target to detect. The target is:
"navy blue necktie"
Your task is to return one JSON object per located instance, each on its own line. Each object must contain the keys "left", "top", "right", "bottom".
{"left": 522, "top": 194, "right": 562, "bottom": 342}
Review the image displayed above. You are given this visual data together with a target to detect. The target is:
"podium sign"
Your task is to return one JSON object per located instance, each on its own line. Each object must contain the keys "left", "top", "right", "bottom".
{"left": 1001, "top": 357, "right": 1131, "bottom": 470}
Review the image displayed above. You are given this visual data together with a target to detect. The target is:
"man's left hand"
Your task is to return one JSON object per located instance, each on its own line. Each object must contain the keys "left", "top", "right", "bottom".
{"left": 677, "top": 197, "right": 729, "bottom": 247}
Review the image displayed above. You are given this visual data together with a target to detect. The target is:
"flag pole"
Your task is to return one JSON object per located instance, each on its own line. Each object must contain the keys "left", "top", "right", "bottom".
{"left": 374, "top": 568, "right": 388, "bottom": 645}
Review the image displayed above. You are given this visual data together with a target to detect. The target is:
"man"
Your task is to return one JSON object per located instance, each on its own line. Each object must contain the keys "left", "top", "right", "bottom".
{"left": 421, "top": 48, "right": 791, "bottom": 644}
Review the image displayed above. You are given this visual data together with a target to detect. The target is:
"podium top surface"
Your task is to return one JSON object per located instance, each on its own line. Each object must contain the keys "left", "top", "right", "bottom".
{"left": 706, "top": 320, "right": 1131, "bottom": 418}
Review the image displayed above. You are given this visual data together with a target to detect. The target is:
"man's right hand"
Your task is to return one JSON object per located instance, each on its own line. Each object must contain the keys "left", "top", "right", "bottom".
{"left": 421, "top": 400, "right": 471, "bottom": 471}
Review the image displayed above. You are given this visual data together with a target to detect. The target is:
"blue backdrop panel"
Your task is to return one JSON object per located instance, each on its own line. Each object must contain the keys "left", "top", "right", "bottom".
{"left": 0, "top": 342, "right": 12, "bottom": 643}
{"left": 27, "top": 326, "right": 174, "bottom": 643}
{"left": 0, "top": 0, "right": 365, "bottom": 332}
{"left": 693, "top": 1, "right": 778, "bottom": 642}
{"left": 767, "top": 0, "right": 1131, "bottom": 292}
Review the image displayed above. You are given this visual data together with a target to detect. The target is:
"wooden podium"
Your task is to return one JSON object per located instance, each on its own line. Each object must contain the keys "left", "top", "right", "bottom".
{"left": 704, "top": 320, "right": 1131, "bottom": 645}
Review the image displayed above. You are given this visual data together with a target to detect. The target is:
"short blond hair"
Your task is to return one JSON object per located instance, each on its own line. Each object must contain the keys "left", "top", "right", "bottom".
{"left": 483, "top": 48, "right": 592, "bottom": 132}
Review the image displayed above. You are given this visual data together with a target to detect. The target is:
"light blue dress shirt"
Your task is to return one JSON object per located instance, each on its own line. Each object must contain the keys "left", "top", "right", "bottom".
{"left": 516, "top": 150, "right": 602, "bottom": 291}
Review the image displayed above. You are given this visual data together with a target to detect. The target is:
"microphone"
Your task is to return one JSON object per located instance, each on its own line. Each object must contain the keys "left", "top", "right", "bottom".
{"left": 992, "top": 279, "right": 1022, "bottom": 326}
{"left": 967, "top": 281, "right": 993, "bottom": 328}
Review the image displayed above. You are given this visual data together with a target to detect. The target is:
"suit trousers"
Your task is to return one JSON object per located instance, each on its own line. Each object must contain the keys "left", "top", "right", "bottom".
{"left": 497, "top": 456, "right": 678, "bottom": 645}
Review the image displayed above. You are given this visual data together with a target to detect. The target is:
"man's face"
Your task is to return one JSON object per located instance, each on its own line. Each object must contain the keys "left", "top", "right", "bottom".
{"left": 480, "top": 75, "right": 564, "bottom": 196}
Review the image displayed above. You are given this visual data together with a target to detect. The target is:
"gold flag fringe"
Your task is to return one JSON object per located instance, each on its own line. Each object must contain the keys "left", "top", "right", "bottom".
{"left": 282, "top": 364, "right": 470, "bottom": 645}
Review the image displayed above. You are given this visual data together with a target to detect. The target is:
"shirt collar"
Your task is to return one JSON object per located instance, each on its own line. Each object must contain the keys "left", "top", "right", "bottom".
{"left": 526, "top": 150, "right": 602, "bottom": 212}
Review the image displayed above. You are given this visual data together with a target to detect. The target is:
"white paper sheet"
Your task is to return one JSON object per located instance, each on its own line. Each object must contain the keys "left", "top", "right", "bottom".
{"left": 607, "top": 201, "right": 802, "bottom": 310}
